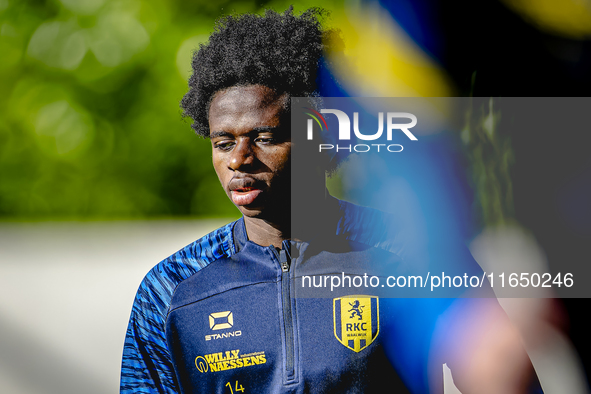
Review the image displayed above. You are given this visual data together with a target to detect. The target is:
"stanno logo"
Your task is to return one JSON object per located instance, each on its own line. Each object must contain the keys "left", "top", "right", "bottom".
{"left": 209, "top": 311, "right": 233, "bottom": 330}
{"left": 333, "top": 295, "right": 379, "bottom": 352}
{"left": 205, "top": 331, "right": 242, "bottom": 341}
{"left": 305, "top": 108, "right": 417, "bottom": 153}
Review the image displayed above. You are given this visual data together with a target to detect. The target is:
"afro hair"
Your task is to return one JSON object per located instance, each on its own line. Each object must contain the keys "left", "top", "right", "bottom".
{"left": 180, "top": 7, "right": 338, "bottom": 137}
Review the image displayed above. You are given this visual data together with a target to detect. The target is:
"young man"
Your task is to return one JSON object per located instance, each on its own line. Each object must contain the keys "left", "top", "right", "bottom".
{"left": 121, "top": 8, "right": 540, "bottom": 394}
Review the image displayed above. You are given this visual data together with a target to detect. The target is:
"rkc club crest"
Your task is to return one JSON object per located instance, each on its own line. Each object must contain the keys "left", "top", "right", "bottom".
{"left": 333, "top": 295, "right": 379, "bottom": 352}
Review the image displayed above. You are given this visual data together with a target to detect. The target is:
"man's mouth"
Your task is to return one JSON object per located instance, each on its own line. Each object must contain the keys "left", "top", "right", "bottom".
{"left": 231, "top": 187, "right": 263, "bottom": 206}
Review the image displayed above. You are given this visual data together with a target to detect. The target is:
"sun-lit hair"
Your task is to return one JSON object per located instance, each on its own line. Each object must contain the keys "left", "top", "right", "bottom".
{"left": 180, "top": 7, "right": 339, "bottom": 138}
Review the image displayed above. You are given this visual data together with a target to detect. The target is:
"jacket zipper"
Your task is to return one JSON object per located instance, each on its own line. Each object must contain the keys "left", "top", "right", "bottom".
{"left": 272, "top": 241, "right": 296, "bottom": 382}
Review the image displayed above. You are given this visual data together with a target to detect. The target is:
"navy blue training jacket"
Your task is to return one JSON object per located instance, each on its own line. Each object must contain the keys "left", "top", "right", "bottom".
{"left": 121, "top": 198, "right": 493, "bottom": 394}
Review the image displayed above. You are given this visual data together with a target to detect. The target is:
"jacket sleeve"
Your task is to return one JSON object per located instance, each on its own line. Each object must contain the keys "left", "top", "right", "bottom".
{"left": 120, "top": 221, "right": 237, "bottom": 393}
{"left": 120, "top": 272, "right": 180, "bottom": 394}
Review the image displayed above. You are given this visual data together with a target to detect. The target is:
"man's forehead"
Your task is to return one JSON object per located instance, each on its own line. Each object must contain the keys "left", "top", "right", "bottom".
{"left": 210, "top": 85, "right": 288, "bottom": 110}
{"left": 208, "top": 85, "right": 290, "bottom": 132}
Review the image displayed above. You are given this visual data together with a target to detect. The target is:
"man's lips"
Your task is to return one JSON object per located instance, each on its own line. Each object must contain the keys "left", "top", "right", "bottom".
{"left": 228, "top": 177, "right": 265, "bottom": 206}
{"left": 231, "top": 187, "right": 263, "bottom": 206}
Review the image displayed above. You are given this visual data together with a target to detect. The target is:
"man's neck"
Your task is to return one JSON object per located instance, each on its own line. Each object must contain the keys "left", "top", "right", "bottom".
{"left": 242, "top": 189, "right": 336, "bottom": 248}
{"left": 243, "top": 216, "right": 289, "bottom": 248}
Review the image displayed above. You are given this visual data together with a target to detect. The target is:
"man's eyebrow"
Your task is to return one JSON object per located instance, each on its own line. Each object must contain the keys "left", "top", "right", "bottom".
{"left": 210, "top": 127, "right": 282, "bottom": 139}
{"left": 209, "top": 131, "right": 233, "bottom": 139}
{"left": 252, "top": 126, "right": 280, "bottom": 133}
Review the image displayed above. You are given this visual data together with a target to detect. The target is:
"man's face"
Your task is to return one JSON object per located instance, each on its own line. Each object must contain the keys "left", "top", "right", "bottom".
{"left": 208, "top": 84, "right": 291, "bottom": 219}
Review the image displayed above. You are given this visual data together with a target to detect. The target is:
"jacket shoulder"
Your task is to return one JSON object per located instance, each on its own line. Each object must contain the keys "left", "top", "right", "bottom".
{"left": 139, "top": 220, "right": 237, "bottom": 307}
{"left": 335, "top": 199, "right": 405, "bottom": 253}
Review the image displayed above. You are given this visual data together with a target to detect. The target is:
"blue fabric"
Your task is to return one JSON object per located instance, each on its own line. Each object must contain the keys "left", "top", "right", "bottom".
{"left": 121, "top": 199, "right": 528, "bottom": 393}
{"left": 120, "top": 221, "right": 236, "bottom": 393}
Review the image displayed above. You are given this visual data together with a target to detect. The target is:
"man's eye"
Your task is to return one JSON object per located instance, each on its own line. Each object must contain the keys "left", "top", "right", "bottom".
{"left": 255, "top": 136, "right": 275, "bottom": 144}
{"left": 214, "top": 141, "right": 235, "bottom": 151}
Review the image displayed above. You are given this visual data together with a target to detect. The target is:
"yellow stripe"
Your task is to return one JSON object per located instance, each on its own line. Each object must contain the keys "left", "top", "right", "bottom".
{"left": 325, "top": 4, "right": 454, "bottom": 97}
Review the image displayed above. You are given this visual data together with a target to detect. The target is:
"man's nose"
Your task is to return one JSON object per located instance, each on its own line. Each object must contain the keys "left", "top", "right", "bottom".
{"left": 229, "top": 140, "right": 254, "bottom": 171}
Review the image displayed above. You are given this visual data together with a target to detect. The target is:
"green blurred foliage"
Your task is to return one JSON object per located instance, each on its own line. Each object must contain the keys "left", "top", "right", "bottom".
{"left": 0, "top": 0, "right": 338, "bottom": 220}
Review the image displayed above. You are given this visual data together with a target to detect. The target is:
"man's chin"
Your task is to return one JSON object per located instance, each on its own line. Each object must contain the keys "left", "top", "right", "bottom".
{"left": 236, "top": 205, "right": 265, "bottom": 217}
{"left": 236, "top": 203, "right": 290, "bottom": 222}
